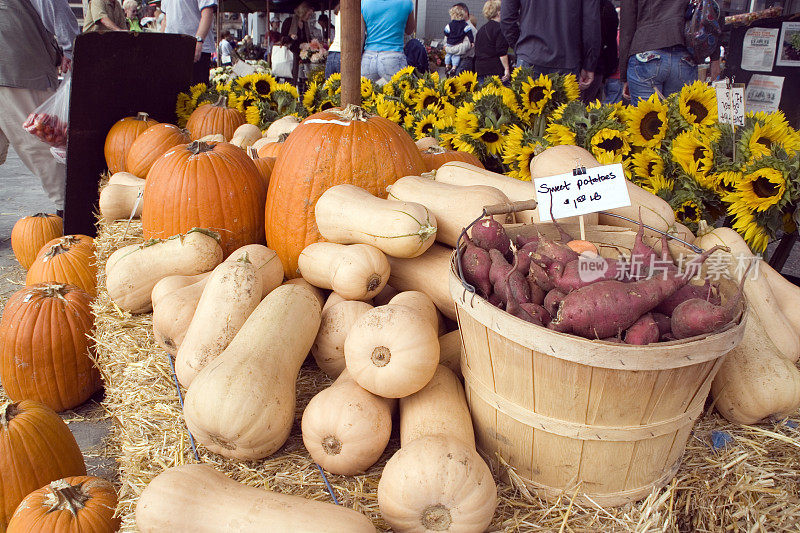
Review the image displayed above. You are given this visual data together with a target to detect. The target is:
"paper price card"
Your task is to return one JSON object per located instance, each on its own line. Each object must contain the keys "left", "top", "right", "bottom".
{"left": 714, "top": 82, "right": 746, "bottom": 127}
{"left": 534, "top": 163, "right": 631, "bottom": 221}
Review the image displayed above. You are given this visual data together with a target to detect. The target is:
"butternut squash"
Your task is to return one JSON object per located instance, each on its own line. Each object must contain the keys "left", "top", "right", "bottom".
{"left": 108, "top": 171, "right": 146, "bottom": 186}
{"left": 344, "top": 304, "right": 439, "bottom": 398}
{"left": 153, "top": 276, "right": 209, "bottom": 354}
{"left": 389, "top": 290, "right": 443, "bottom": 335}
{"left": 437, "top": 330, "right": 462, "bottom": 376}
{"left": 105, "top": 228, "right": 223, "bottom": 314}
{"left": 230, "top": 123, "right": 262, "bottom": 148}
{"left": 264, "top": 115, "right": 300, "bottom": 142}
{"left": 711, "top": 314, "right": 800, "bottom": 424}
{"left": 597, "top": 179, "right": 676, "bottom": 233}
{"left": 176, "top": 255, "right": 263, "bottom": 387}
{"left": 322, "top": 291, "right": 347, "bottom": 312}
{"left": 760, "top": 261, "right": 800, "bottom": 334}
{"left": 228, "top": 244, "right": 284, "bottom": 297}
{"left": 668, "top": 221, "right": 696, "bottom": 244}
{"left": 315, "top": 185, "right": 438, "bottom": 258}
{"left": 696, "top": 228, "right": 799, "bottom": 362}
{"left": 378, "top": 436, "right": 497, "bottom": 532}
{"left": 530, "top": 144, "right": 600, "bottom": 179}
{"left": 151, "top": 272, "right": 210, "bottom": 308}
{"left": 136, "top": 464, "right": 375, "bottom": 533}
{"left": 387, "top": 176, "right": 511, "bottom": 248}
{"left": 415, "top": 136, "right": 440, "bottom": 150}
{"left": 399, "top": 365, "right": 473, "bottom": 447}
{"left": 284, "top": 278, "right": 326, "bottom": 307}
{"left": 387, "top": 243, "right": 456, "bottom": 320}
{"left": 99, "top": 183, "right": 144, "bottom": 223}
{"left": 251, "top": 136, "right": 271, "bottom": 152}
{"left": 301, "top": 370, "right": 394, "bottom": 475}
{"left": 312, "top": 300, "right": 373, "bottom": 378}
{"left": 184, "top": 284, "right": 322, "bottom": 460}
{"left": 298, "top": 243, "right": 390, "bottom": 301}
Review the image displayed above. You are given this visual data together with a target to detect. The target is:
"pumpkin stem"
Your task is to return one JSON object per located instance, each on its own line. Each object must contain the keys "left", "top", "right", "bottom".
{"left": 276, "top": 132, "right": 291, "bottom": 143}
{"left": 248, "top": 146, "right": 259, "bottom": 159}
{"left": 44, "top": 479, "right": 90, "bottom": 516}
{"left": 31, "top": 212, "right": 54, "bottom": 218}
{"left": 421, "top": 504, "right": 452, "bottom": 531}
{"left": 36, "top": 283, "right": 69, "bottom": 300}
{"left": 424, "top": 146, "right": 447, "bottom": 155}
{"left": 185, "top": 227, "right": 221, "bottom": 242}
{"left": 0, "top": 402, "right": 19, "bottom": 429}
{"left": 214, "top": 95, "right": 229, "bottom": 108}
{"left": 335, "top": 104, "right": 370, "bottom": 122}
{"left": 321, "top": 435, "right": 342, "bottom": 456}
{"left": 188, "top": 140, "right": 215, "bottom": 155}
{"left": 236, "top": 252, "right": 251, "bottom": 264}
{"left": 42, "top": 236, "right": 81, "bottom": 261}
{"left": 371, "top": 346, "right": 391, "bottom": 367}
{"left": 365, "top": 274, "right": 381, "bottom": 293}
{"left": 136, "top": 112, "right": 150, "bottom": 122}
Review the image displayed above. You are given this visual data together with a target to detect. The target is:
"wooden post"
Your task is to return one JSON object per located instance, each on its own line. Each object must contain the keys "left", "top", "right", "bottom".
{"left": 340, "top": 0, "right": 361, "bottom": 106}
{"left": 215, "top": 10, "right": 222, "bottom": 67}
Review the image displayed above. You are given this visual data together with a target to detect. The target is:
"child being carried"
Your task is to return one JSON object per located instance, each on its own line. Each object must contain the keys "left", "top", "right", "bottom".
{"left": 443, "top": 5, "right": 474, "bottom": 76}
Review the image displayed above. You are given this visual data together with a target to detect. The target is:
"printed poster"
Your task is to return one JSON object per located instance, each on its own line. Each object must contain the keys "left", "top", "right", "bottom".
{"left": 741, "top": 27, "right": 779, "bottom": 71}
{"left": 776, "top": 22, "right": 800, "bottom": 67}
{"left": 745, "top": 75, "right": 784, "bottom": 114}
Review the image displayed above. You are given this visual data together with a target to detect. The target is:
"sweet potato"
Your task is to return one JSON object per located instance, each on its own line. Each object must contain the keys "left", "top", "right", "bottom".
{"left": 631, "top": 210, "right": 658, "bottom": 278}
{"left": 494, "top": 259, "right": 530, "bottom": 309}
{"left": 535, "top": 234, "right": 579, "bottom": 266}
{"left": 623, "top": 313, "right": 660, "bottom": 345}
{"left": 520, "top": 302, "right": 550, "bottom": 325}
{"left": 460, "top": 237, "right": 492, "bottom": 297}
{"left": 655, "top": 280, "right": 720, "bottom": 315}
{"left": 651, "top": 312, "right": 672, "bottom": 338}
{"left": 528, "top": 261, "right": 554, "bottom": 293}
{"left": 470, "top": 217, "right": 511, "bottom": 257}
{"left": 549, "top": 246, "right": 726, "bottom": 338}
{"left": 671, "top": 269, "right": 748, "bottom": 339}
{"left": 516, "top": 234, "right": 539, "bottom": 248}
{"left": 544, "top": 289, "right": 566, "bottom": 317}
{"left": 548, "top": 256, "right": 625, "bottom": 293}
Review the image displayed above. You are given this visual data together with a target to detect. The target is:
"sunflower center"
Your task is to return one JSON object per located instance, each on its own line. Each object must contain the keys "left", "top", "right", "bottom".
{"left": 692, "top": 146, "right": 707, "bottom": 164}
{"left": 528, "top": 86, "right": 545, "bottom": 104}
{"left": 687, "top": 100, "right": 708, "bottom": 122}
{"left": 752, "top": 176, "right": 780, "bottom": 198}
{"left": 641, "top": 111, "right": 663, "bottom": 140}
{"left": 480, "top": 131, "right": 500, "bottom": 143}
{"left": 320, "top": 101, "right": 334, "bottom": 110}
{"left": 756, "top": 136, "right": 772, "bottom": 149}
{"left": 597, "top": 136, "right": 624, "bottom": 153}
{"left": 423, "top": 95, "right": 438, "bottom": 108}
{"left": 421, "top": 122, "right": 434, "bottom": 134}
{"left": 254, "top": 80, "right": 271, "bottom": 95}
{"left": 680, "top": 204, "right": 698, "bottom": 221}
{"left": 646, "top": 161, "right": 656, "bottom": 176}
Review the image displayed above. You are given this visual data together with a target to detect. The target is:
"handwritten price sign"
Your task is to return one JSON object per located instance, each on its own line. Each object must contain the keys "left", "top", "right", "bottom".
{"left": 534, "top": 163, "right": 631, "bottom": 221}
{"left": 715, "top": 83, "right": 746, "bottom": 126}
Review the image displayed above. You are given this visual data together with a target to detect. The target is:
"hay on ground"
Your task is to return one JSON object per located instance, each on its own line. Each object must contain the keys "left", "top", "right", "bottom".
{"left": 92, "top": 219, "right": 800, "bottom": 532}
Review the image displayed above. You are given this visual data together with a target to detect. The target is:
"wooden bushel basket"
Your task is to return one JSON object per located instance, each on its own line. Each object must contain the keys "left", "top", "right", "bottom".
{"left": 449, "top": 224, "right": 747, "bottom": 507}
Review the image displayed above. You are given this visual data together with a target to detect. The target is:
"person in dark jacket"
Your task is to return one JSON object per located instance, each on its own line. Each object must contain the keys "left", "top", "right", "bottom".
{"left": 281, "top": 2, "right": 313, "bottom": 84}
{"left": 405, "top": 37, "right": 429, "bottom": 74}
{"left": 500, "top": 0, "right": 600, "bottom": 90}
{"left": 582, "top": 0, "right": 618, "bottom": 102}
{"left": 474, "top": 0, "right": 510, "bottom": 83}
{"left": 619, "top": 0, "right": 715, "bottom": 101}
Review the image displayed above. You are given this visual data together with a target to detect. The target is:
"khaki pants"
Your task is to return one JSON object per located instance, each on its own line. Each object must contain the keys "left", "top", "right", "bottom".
{"left": 0, "top": 86, "right": 66, "bottom": 210}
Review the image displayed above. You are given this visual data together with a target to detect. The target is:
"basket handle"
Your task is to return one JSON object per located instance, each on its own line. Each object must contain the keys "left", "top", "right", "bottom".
{"left": 483, "top": 200, "right": 538, "bottom": 216}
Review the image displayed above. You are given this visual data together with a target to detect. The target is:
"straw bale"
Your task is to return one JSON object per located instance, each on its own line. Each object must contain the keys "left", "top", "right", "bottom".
{"left": 88, "top": 218, "right": 800, "bottom": 532}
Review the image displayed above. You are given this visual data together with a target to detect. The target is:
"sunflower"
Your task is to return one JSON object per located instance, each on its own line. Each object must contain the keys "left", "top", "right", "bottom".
{"left": 391, "top": 66, "right": 416, "bottom": 83}
{"left": 674, "top": 199, "right": 702, "bottom": 226}
{"left": 472, "top": 127, "right": 504, "bottom": 154}
{"left": 361, "top": 77, "right": 376, "bottom": 100}
{"left": 450, "top": 133, "right": 478, "bottom": 155}
{"left": 303, "top": 81, "right": 319, "bottom": 112}
{"left": 501, "top": 125, "right": 546, "bottom": 181}
{"left": 442, "top": 77, "right": 460, "bottom": 99}
{"left": 727, "top": 200, "right": 770, "bottom": 252}
{"left": 590, "top": 128, "right": 629, "bottom": 161}
{"left": 274, "top": 82, "right": 299, "bottom": 100}
{"left": 741, "top": 118, "right": 800, "bottom": 159}
{"left": 545, "top": 123, "right": 577, "bottom": 146}
{"left": 627, "top": 93, "right": 668, "bottom": 148}
{"left": 189, "top": 82, "right": 208, "bottom": 101}
{"left": 454, "top": 103, "right": 479, "bottom": 135}
{"left": 412, "top": 114, "right": 438, "bottom": 140}
{"left": 735, "top": 167, "right": 787, "bottom": 212}
{"left": 562, "top": 74, "right": 580, "bottom": 102}
{"left": 714, "top": 170, "right": 740, "bottom": 195}
{"left": 374, "top": 96, "right": 402, "bottom": 124}
{"left": 175, "top": 92, "right": 192, "bottom": 124}
{"left": 455, "top": 71, "right": 478, "bottom": 94}
{"left": 414, "top": 87, "right": 443, "bottom": 111}
{"left": 233, "top": 74, "right": 257, "bottom": 94}
{"left": 671, "top": 130, "right": 715, "bottom": 184}
{"left": 631, "top": 149, "right": 671, "bottom": 193}
{"left": 518, "top": 74, "right": 554, "bottom": 117}
{"left": 319, "top": 100, "right": 336, "bottom": 111}
{"left": 250, "top": 73, "right": 276, "bottom": 98}
{"left": 245, "top": 105, "right": 261, "bottom": 126}
{"left": 402, "top": 88, "right": 417, "bottom": 107}
{"left": 677, "top": 81, "right": 716, "bottom": 128}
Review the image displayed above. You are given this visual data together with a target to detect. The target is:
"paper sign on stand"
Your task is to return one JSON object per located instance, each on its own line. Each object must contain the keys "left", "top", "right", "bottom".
{"left": 741, "top": 27, "right": 779, "bottom": 71}
{"left": 745, "top": 75, "right": 784, "bottom": 114}
{"left": 231, "top": 60, "right": 257, "bottom": 77}
{"left": 533, "top": 163, "right": 631, "bottom": 222}
{"left": 714, "top": 81, "right": 746, "bottom": 127}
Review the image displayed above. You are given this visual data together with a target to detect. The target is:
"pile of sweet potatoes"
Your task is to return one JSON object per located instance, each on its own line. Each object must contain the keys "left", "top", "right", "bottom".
{"left": 459, "top": 217, "right": 744, "bottom": 344}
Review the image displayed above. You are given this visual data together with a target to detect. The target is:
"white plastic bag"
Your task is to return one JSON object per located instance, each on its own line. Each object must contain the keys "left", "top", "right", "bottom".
{"left": 23, "top": 72, "right": 71, "bottom": 148}
{"left": 271, "top": 45, "right": 294, "bottom": 79}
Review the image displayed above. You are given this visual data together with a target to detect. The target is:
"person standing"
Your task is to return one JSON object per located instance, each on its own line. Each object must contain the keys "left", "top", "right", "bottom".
{"left": 325, "top": 5, "right": 341, "bottom": 77}
{"left": 124, "top": 0, "right": 143, "bottom": 31}
{"left": 281, "top": 2, "right": 313, "bottom": 85}
{"left": 500, "top": 0, "right": 600, "bottom": 90}
{"left": 619, "top": 0, "right": 717, "bottom": 101}
{"left": 449, "top": 2, "right": 476, "bottom": 75}
{"left": 84, "top": 0, "right": 128, "bottom": 32}
{"left": 443, "top": 5, "right": 474, "bottom": 76}
{"left": 0, "top": 0, "right": 80, "bottom": 216}
{"left": 218, "top": 30, "right": 236, "bottom": 66}
{"left": 582, "top": 0, "right": 618, "bottom": 102}
{"left": 360, "top": 0, "right": 415, "bottom": 83}
{"left": 161, "top": 0, "right": 217, "bottom": 85}
{"left": 474, "top": 0, "right": 510, "bottom": 83}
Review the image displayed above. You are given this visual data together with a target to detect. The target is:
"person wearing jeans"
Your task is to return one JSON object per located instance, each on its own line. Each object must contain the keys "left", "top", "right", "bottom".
{"left": 360, "top": 0, "right": 415, "bottom": 83}
{"left": 325, "top": 7, "right": 341, "bottom": 78}
{"left": 625, "top": 47, "right": 697, "bottom": 102}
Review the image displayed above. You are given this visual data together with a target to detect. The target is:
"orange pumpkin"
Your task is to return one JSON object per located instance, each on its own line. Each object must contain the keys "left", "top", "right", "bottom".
{"left": 265, "top": 105, "right": 426, "bottom": 277}
{"left": 104, "top": 112, "right": 158, "bottom": 174}
{"left": 10, "top": 213, "right": 63, "bottom": 269}
{"left": 186, "top": 96, "right": 245, "bottom": 141}
{"left": 25, "top": 235, "right": 96, "bottom": 297}
{"left": 420, "top": 146, "right": 484, "bottom": 172}
{"left": 0, "top": 284, "right": 100, "bottom": 412}
{"left": 142, "top": 141, "right": 266, "bottom": 256}
{"left": 126, "top": 123, "right": 190, "bottom": 178}
{"left": 7, "top": 476, "right": 120, "bottom": 533}
{"left": 248, "top": 148, "right": 275, "bottom": 189}
{"left": 0, "top": 400, "right": 86, "bottom": 530}
{"left": 256, "top": 141, "right": 284, "bottom": 158}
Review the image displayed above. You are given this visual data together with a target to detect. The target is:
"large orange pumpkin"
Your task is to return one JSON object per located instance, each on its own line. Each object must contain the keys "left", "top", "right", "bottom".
{"left": 25, "top": 235, "right": 96, "bottom": 297}
{"left": 104, "top": 112, "right": 158, "bottom": 174}
{"left": 265, "top": 105, "right": 426, "bottom": 277}
{"left": 142, "top": 141, "right": 266, "bottom": 256}
{"left": 126, "top": 123, "right": 190, "bottom": 178}
{"left": 248, "top": 148, "right": 275, "bottom": 190}
{"left": 0, "top": 284, "right": 100, "bottom": 412}
{"left": 7, "top": 476, "right": 120, "bottom": 533}
{"left": 10, "top": 213, "right": 63, "bottom": 269}
{"left": 420, "top": 146, "right": 484, "bottom": 172}
{"left": 0, "top": 400, "right": 86, "bottom": 530}
{"left": 186, "top": 96, "right": 245, "bottom": 141}
{"left": 256, "top": 140, "right": 284, "bottom": 158}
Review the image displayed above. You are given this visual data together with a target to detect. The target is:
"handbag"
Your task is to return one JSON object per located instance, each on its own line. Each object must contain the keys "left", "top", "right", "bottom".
{"left": 271, "top": 45, "right": 295, "bottom": 78}
{"left": 684, "top": 0, "right": 722, "bottom": 64}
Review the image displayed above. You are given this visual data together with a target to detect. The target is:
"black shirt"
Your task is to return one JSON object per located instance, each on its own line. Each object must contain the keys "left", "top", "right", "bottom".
{"left": 597, "top": 0, "right": 619, "bottom": 78}
{"left": 500, "top": 0, "right": 601, "bottom": 72}
{"left": 475, "top": 20, "right": 510, "bottom": 77}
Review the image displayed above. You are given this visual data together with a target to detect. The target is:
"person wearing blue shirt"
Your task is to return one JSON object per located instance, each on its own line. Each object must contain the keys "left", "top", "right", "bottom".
{"left": 361, "top": 0, "right": 415, "bottom": 83}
